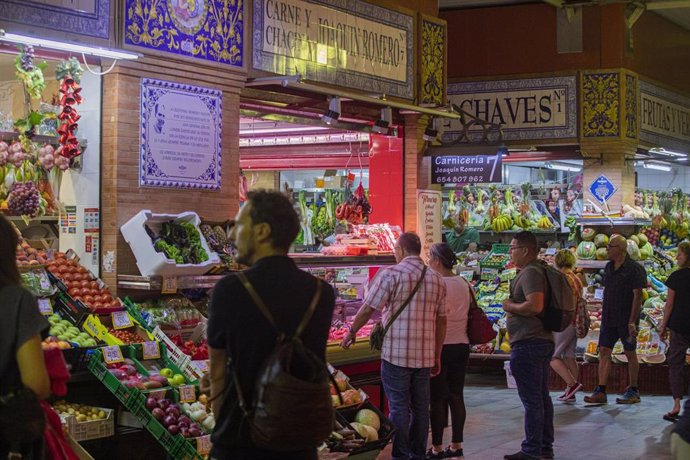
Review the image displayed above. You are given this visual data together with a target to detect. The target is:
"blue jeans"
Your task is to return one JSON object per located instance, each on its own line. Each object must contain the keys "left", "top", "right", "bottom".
{"left": 381, "top": 360, "right": 431, "bottom": 460}
{"left": 510, "top": 339, "right": 555, "bottom": 459}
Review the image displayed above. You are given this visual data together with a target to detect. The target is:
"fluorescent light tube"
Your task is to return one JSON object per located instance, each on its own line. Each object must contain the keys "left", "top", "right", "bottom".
{"left": 545, "top": 162, "right": 581, "bottom": 172}
{"left": 0, "top": 31, "right": 140, "bottom": 60}
{"left": 642, "top": 162, "right": 672, "bottom": 172}
{"left": 649, "top": 147, "right": 687, "bottom": 158}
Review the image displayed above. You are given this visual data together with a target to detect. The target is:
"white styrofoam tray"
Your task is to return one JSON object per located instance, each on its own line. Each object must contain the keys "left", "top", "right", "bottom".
{"left": 120, "top": 210, "right": 220, "bottom": 277}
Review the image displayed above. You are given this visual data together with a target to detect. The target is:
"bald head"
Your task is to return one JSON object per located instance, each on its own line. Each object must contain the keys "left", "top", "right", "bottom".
{"left": 607, "top": 234, "right": 628, "bottom": 262}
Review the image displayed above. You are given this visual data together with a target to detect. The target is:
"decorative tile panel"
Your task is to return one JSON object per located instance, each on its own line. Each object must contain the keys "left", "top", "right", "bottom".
{"left": 582, "top": 72, "right": 620, "bottom": 138}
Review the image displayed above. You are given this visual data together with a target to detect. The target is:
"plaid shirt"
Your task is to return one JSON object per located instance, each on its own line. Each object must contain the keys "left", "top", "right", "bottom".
{"left": 363, "top": 256, "right": 446, "bottom": 368}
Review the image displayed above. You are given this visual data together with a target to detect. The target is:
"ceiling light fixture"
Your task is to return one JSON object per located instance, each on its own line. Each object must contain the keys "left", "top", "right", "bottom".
{"left": 321, "top": 97, "right": 341, "bottom": 125}
{"left": 642, "top": 161, "right": 672, "bottom": 172}
{"left": 423, "top": 118, "right": 438, "bottom": 142}
{"left": 545, "top": 161, "right": 581, "bottom": 172}
{"left": 0, "top": 30, "right": 141, "bottom": 60}
{"left": 372, "top": 107, "right": 392, "bottom": 134}
{"left": 649, "top": 147, "right": 688, "bottom": 158}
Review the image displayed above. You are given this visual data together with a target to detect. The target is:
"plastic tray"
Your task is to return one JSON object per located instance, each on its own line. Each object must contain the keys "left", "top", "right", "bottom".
{"left": 120, "top": 210, "right": 220, "bottom": 277}
{"left": 63, "top": 407, "right": 115, "bottom": 442}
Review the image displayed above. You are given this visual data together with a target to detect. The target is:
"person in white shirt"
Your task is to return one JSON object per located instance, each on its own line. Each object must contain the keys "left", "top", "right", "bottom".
{"left": 426, "top": 243, "right": 471, "bottom": 460}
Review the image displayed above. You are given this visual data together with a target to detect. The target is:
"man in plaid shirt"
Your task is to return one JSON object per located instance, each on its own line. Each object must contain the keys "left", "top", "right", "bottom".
{"left": 342, "top": 232, "right": 447, "bottom": 460}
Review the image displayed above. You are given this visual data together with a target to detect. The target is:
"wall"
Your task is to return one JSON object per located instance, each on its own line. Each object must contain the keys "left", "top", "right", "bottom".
{"left": 629, "top": 12, "right": 690, "bottom": 95}
{"left": 101, "top": 57, "right": 244, "bottom": 289}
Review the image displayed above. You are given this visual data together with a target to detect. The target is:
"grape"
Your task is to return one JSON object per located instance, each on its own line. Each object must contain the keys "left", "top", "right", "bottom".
{"left": 7, "top": 181, "right": 40, "bottom": 217}
{"left": 19, "top": 46, "right": 35, "bottom": 72}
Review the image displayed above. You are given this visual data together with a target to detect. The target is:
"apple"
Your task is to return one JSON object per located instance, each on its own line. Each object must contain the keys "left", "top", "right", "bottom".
{"left": 159, "top": 368, "right": 174, "bottom": 378}
{"left": 171, "top": 374, "right": 186, "bottom": 386}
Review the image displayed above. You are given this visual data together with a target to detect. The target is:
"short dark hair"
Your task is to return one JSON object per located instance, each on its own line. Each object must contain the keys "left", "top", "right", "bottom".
{"left": 514, "top": 230, "right": 538, "bottom": 252}
{"left": 397, "top": 232, "right": 422, "bottom": 255}
{"left": 0, "top": 214, "right": 21, "bottom": 288}
{"left": 247, "top": 190, "right": 300, "bottom": 251}
{"left": 430, "top": 242, "right": 456, "bottom": 269}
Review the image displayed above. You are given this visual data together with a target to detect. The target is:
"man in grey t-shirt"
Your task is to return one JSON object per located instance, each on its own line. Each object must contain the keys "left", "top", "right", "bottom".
{"left": 502, "top": 231, "right": 554, "bottom": 460}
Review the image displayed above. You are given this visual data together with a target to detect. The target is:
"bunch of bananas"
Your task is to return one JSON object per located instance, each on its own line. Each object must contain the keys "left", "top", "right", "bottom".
{"left": 492, "top": 214, "right": 513, "bottom": 232}
{"left": 537, "top": 216, "right": 554, "bottom": 229}
{"left": 513, "top": 213, "right": 533, "bottom": 229}
{"left": 676, "top": 222, "right": 689, "bottom": 238}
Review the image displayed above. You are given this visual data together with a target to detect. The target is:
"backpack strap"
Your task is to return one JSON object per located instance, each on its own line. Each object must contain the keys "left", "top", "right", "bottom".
{"left": 382, "top": 266, "right": 427, "bottom": 337}
{"left": 236, "top": 271, "right": 323, "bottom": 339}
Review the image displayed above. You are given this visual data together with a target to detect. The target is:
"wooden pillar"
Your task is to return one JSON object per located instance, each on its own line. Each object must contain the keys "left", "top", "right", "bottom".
{"left": 101, "top": 57, "right": 245, "bottom": 291}
{"left": 403, "top": 113, "right": 430, "bottom": 232}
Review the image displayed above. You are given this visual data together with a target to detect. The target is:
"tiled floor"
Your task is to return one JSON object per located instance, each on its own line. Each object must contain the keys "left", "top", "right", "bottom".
{"left": 376, "top": 372, "right": 677, "bottom": 460}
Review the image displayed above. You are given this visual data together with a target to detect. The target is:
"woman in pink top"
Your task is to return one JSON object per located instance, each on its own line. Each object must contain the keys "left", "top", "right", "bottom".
{"left": 427, "top": 243, "right": 471, "bottom": 460}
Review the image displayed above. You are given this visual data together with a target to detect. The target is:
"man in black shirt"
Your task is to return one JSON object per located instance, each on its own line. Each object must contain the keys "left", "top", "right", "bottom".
{"left": 206, "top": 190, "right": 335, "bottom": 460}
{"left": 584, "top": 235, "right": 647, "bottom": 406}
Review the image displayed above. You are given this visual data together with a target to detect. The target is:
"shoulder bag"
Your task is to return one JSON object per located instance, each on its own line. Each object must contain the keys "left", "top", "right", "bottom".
{"left": 465, "top": 278, "right": 497, "bottom": 345}
{"left": 369, "top": 266, "right": 428, "bottom": 351}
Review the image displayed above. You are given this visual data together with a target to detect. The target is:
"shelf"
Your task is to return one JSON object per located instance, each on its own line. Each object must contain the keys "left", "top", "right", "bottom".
{"left": 576, "top": 259, "right": 652, "bottom": 269}
{"left": 469, "top": 353, "right": 509, "bottom": 360}
{"left": 5, "top": 215, "right": 59, "bottom": 223}
{"left": 117, "top": 274, "right": 225, "bottom": 291}
{"left": 576, "top": 218, "right": 652, "bottom": 227}
{"left": 290, "top": 254, "right": 396, "bottom": 267}
{"left": 0, "top": 130, "right": 87, "bottom": 149}
{"left": 477, "top": 230, "right": 560, "bottom": 235}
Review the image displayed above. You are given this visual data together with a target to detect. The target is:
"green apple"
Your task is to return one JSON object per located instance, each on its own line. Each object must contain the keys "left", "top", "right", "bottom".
{"left": 171, "top": 374, "right": 185, "bottom": 386}
{"left": 159, "top": 368, "right": 174, "bottom": 378}
{"left": 48, "top": 315, "right": 61, "bottom": 324}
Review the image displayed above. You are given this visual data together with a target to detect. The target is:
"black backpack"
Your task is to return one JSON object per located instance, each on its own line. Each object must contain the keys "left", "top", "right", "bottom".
{"left": 229, "top": 271, "right": 333, "bottom": 451}
{"left": 539, "top": 263, "right": 576, "bottom": 332}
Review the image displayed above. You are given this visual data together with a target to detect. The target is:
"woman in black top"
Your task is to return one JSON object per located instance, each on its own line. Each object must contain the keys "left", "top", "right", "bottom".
{"left": 661, "top": 242, "right": 690, "bottom": 422}
{"left": 0, "top": 215, "right": 50, "bottom": 458}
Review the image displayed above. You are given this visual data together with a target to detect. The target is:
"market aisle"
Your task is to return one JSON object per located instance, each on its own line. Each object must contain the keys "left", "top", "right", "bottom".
{"left": 376, "top": 382, "right": 675, "bottom": 460}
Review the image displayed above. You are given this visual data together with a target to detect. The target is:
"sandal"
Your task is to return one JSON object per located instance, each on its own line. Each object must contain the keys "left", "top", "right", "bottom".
{"left": 663, "top": 411, "right": 679, "bottom": 422}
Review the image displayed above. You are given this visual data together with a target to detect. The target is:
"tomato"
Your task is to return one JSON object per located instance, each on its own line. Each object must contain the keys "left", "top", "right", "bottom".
{"left": 89, "top": 281, "right": 99, "bottom": 290}
{"left": 93, "top": 302, "right": 104, "bottom": 310}
{"left": 80, "top": 287, "right": 91, "bottom": 296}
{"left": 80, "top": 280, "right": 90, "bottom": 288}
{"left": 62, "top": 273, "right": 73, "bottom": 281}
{"left": 57, "top": 265, "right": 68, "bottom": 273}
{"left": 68, "top": 287, "right": 80, "bottom": 297}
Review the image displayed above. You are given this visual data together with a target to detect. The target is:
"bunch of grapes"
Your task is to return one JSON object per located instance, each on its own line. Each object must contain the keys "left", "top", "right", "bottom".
{"left": 8, "top": 181, "right": 40, "bottom": 217}
{"left": 19, "top": 45, "right": 36, "bottom": 72}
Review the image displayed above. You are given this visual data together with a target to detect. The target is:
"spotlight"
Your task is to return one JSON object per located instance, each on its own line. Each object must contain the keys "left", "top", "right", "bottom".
{"left": 423, "top": 118, "right": 438, "bottom": 142}
{"left": 372, "top": 107, "right": 392, "bottom": 134}
{"left": 322, "top": 97, "right": 341, "bottom": 125}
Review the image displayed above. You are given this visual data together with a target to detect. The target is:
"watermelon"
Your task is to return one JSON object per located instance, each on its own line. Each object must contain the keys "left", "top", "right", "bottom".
{"left": 639, "top": 242, "right": 653, "bottom": 260}
{"left": 642, "top": 353, "right": 666, "bottom": 364}
{"left": 595, "top": 248, "right": 608, "bottom": 260}
{"left": 637, "top": 233, "right": 649, "bottom": 245}
{"left": 576, "top": 241, "right": 597, "bottom": 259}
{"left": 626, "top": 240, "right": 640, "bottom": 260}
{"left": 581, "top": 228, "right": 597, "bottom": 241}
{"left": 594, "top": 233, "right": 609, "bottom": 248}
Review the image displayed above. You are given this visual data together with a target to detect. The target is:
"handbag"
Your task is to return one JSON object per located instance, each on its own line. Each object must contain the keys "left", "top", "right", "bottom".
{"left": 465, "top": 279, "right": 497, "bottom": 345}
{"left": 370, "top": 266, "right": 427, "bottom": 351}
{"left": 0, "top": 387, "right": 46, "bottom": 449}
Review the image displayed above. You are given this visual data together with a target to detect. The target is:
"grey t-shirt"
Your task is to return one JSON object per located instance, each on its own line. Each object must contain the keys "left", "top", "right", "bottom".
{"left": 0, "top": 285, "right": 49, "bottom": 394}
{"left": 507, "top": 261, "right": 553, "bottom": 344}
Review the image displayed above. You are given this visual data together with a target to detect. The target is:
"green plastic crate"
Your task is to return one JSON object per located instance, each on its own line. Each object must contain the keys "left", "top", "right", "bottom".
{"left": 480, "top": 244, "right": 511, "bottom": 269}
{"left": 174, "top": 438, "right": 205, "bottom": 460}
{"left": 87, "top": 348, "right": 142, "bottom": 410}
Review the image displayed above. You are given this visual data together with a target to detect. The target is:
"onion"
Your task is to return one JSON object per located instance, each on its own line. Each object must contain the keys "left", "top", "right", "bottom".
{"left": 146, "top": 397, "right": 158, "bottom": 410}
{"left": 151, "top": 408, "right": 165, "bottom": 421}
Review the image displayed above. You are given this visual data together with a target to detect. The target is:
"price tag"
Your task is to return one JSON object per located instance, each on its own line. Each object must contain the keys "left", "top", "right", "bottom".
{"left": 38, "top": 298, "right": 53, "bottom": 315}
{"left": 481, "top": 268, "right": 499, "bottom": 281}
{"left": 178, "top": 385, "right": 196, "bottom": 403}
{"left": 161, "top": 276, "right": 178, "bottom": 294}
{"left": 196, "top": 435, "right": 212, "bottom": 456}
{"left": 143, "top": 341, "right": 160, "bottom": 360}
{"left": 500, "top": 268, "right": 517, "bottom": 282}
{"left": 39, "top": 274, "right": 52, "bottom": 291}
{"left": 103, "top": 345, "right": 124, "bottom": 364}
{"left": 594, "top": 288, "right": 604, "bottom": 301}
{"left": 459, "top": 270, "right": 475, "bottom": 282}
{"left": 111, "top": 311, "right": 134, "bottom": 330}
{"left": 545, "top": 248, "right": 557, "bottom": 256}
{"left": 467, "top": 260, "right": 478, "bottom": 267}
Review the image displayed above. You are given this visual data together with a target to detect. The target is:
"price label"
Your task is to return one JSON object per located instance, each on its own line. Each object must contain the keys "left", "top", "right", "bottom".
{"left": 500, "top": 268, "right": 517, "bottom": 282}
{"left": 38, "top": 298, "right": 53, "bottom": 315}
{"left": 545, "top": 248, "right": 557, "bottom": 256}
{"left": 594, "top": 288, "right": 604, "bottom": 300}
{"left": 481, "top": 268, "right": 499, "bottom": 281}
{"left": 103, "top": 345, "right": 124, "bottom": 364}
{"left": 143, "top": 341, "right": 160, "bottom": 360}
{"left": 111, "top": 311, "right": 134, "bottom": 330}
{"left": 161, "top": 276, "right": 178, "bottom": 294}
{"left": 196, "top": 435, "right": 212, "bottom": 455}
{"left": 459, "top": 270, "right": 475, "bottom": 282}
{"left": 178, "top": 385, "right": 196, "bottom": 403}
{"left": 39, "top": 275, "right": 52, "bottom": 291}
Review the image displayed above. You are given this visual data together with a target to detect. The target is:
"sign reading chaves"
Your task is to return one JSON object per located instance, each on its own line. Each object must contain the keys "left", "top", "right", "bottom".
{"left": 253, "top": 0, "right": 414, "bottom": 99}
{"left": 639, "top": 80, "right": 690, "bottom": 153}
{"left": 446, "top": 76, "right": 578, "bottom": 142}
{"left": 431, "top": 154, "right": 503, "bottom": 185}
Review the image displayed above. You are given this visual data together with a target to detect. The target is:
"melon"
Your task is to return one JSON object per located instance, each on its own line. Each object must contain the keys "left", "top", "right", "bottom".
{"left": 629, "top": 234, "right": 640, "bottom": 246}
{"left": 638, "top": 233, "right": 649, "bottom": 246}
{"left": 626, "top": 240, "right": 640, "bottom": 261}
{"left": 594, "top": 233, "right": 609, "bottom": 248}
{"left": 581, "top": 228, "right": 597, "bottom": 241}
{"left": 584, "top": 352, "right": 599, "bottom": 363}
{"left": 612, "top": 354, "right": 628, "bottom": 364}
{"left": 355, "top": 408, "right": 381, "bottom": 431}
{"left": 595, "top": 248, "right": 608, "bottom": 260}
{"left": 639, "top": 242, "right": 654, "bottom": 260}
{"left": 642, "top": 353, "right": 666, "bottom": 364}
{"left": 576, "top": 241, "right": 597, "bottom": 260}
{"left": 350, "top": 422, "right": 379, "bottom": 442}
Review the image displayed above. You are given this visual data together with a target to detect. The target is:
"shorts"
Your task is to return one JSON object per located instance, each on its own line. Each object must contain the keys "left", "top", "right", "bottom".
{"left": 552, "top": 324, "right": 577, "bottom": 359}
{"left": 598, "top": 324, "right": 636, "bottom": 351}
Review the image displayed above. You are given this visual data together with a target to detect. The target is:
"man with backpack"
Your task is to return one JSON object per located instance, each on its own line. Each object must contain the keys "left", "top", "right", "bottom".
{"left": 206, "top": 190, "right": 336, "bottom": 460}
{"left": 502, "top": 231, "right": 557, "bottom": 460}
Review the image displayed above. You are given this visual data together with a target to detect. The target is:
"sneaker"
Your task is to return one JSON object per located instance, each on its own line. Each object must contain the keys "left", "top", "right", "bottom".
{"left": 562, "top": 395, "right": 576, "bottom": 404}
{"left": 555, "top": 387, "right": 570, "bottom": 401}
{"left": 444, "top": 447, "right": 464, "bottom": 458}
{"left": 584, "top": 388, "right": 608, "bottom": 405}
{"left": 563, "top": 382, "right": 583, "bottom": 400}
{"left": 616, "top": 387, "right": 641, "bottom": 404}
{"left": 426, "top": 448, "right": 446, "bottom": 459}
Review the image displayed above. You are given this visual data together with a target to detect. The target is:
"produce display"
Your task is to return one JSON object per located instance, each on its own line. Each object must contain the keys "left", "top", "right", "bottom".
{"left": 145, "top": 396, "right": 205, "bottom": 439}
{"left": 577, "top": 229, "right": 654, "bottom": 262}
{"left": 171, "top": 336, "right": 209, "bottom": 361}
{"left": 108, "top": 328, "right": 147, "bottom": 344}
{"left": 47, "top": 314, "right": 97, "bottom": 347}
{"left": 180, "top": 397, "right": 216, "bottom": 433}
{"left": 46, "top": 255, "right": 121, "bottom": 311}
{"left": 21, "top": 267, "right": 55, "bottom": 297}
{"left": 106, "top": 359, "right": 183, "bottom": 390}
{"left": 199, "top": 223, "right": 237, "bottom": 270}
{"left": 53, "top": 401, "right": 108, "bottom": 422}
{"left": 147, "top": 220, "right": 210, "bottom": 265}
